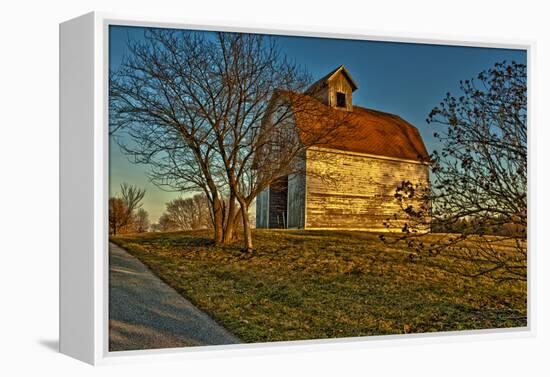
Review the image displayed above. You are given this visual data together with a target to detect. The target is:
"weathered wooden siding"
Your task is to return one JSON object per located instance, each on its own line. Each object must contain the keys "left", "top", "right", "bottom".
{"left": 287, "top": 153, "right": 306, "bottom": 229}
{"left": 287, "top": 173, "right": 305, "bottom": 228}
{"left": 309, "top": 71, "right": 353, "bottom": 111}
{"left": 305, "top": 148, "right": 429, "bottom": 231}
{"left": 255, "top": 189, "right": 269, "bottom": 228}
{"left": 327, "top": 74, "right": 353, "bottom": 111}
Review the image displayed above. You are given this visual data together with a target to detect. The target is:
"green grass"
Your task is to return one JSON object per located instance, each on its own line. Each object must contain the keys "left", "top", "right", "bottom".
{"left": 110, "top": 229, "right": 527, "bottom": 343}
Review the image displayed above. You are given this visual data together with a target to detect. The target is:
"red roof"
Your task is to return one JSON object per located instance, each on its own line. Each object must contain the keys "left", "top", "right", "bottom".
{"left": 284, "top": 92, "right": 430, "bottom": 162}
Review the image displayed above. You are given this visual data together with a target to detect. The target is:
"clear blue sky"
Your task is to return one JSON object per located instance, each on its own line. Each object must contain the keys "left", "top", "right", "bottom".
{"left": 109, "top": 25, "right": 527, "bottom": 223}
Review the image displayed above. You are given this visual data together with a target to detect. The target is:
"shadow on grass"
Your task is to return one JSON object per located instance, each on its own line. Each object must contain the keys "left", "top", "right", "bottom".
{"left": 180, "top": 237, "right": 216, "bottom": 247}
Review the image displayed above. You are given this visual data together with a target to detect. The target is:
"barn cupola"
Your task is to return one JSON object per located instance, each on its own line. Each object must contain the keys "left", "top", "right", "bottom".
{"left": 305, "top": 65, "right": 358, "bottom": 112}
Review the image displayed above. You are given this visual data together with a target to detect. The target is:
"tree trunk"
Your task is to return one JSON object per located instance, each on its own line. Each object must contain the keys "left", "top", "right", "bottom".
{"left": 224, "top": 207, "right": 244, "bottom": 244}
{"left": 212, "top": 195, "right": 224, "bottom": 244}
{"left": 238, "top": 200, "right": 253, "bottom": 252}
{"left": 223, "top": 217, "right": 235, "bottom": 243}
{"left": 223, "top": 195, "right": 237, "bottom": 243}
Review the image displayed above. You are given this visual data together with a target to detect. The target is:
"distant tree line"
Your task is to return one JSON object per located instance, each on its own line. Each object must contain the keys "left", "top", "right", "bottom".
{"left": 109, "top": 187, "right": 221, "bottom": 234}
{"left": 430, "top": 216, "right": 526, "bottom": 237}
{"left": 109, "top": 183, "right": 148, "bottom": 235}
{"left": 151, "top": 194, "right": 212, "bottom": 232}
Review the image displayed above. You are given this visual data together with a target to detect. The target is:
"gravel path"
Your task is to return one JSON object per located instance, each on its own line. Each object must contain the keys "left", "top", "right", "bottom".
{"left": 109, "top": 242, "right": 241, "bottom": 351}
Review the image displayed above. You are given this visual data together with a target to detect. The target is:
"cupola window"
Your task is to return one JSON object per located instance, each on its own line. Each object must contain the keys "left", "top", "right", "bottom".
{"left": 336, "top": 92, "right": 346, "bottom": 108}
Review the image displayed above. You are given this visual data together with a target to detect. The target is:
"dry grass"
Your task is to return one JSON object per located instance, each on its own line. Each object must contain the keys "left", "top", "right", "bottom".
{"left": 110, "top": 229, "right": 527, "bottom": 343}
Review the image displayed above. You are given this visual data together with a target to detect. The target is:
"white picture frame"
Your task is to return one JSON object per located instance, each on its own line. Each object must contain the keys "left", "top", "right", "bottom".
{"left": 59, "top": 11, "right": 534, "bottom": 365}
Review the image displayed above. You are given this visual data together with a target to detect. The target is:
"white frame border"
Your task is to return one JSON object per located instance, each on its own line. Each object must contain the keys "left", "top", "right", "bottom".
{"left": 61, "top": 11, "right": 535, "bottom": 365}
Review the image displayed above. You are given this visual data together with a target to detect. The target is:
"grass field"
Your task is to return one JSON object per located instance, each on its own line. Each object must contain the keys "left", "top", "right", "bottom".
{"left": 110, "top": 229, "right": 527, "bottom": 343}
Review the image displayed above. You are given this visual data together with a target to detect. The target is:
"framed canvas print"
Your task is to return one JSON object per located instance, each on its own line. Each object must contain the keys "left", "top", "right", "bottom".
{"left": 59, "top": 12, "right": 532, "bottom": 365}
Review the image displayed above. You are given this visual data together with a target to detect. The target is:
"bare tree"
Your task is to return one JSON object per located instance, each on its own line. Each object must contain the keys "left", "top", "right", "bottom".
{"left": 134, "top": 208, "right": 151, "bottom": 233}
{"left": 108, "top": 183, "right": 146, "bottom": 235}
{"left": 109, "top": 197, "right": 127, "bottom": 236}
{"left": 383, "top": 61, "right": 527, "bottom": 281}
{"left": 121, "top": 183, "right": 146, "bottom": 217}
{"left": 162, "top": 194, "right": 213, "bottom": 230}
{"left": 110, "top": 30, "right": 349, "bottom": 251}
{"left": 157, "top": 213, "right": 178, "bottom": 232}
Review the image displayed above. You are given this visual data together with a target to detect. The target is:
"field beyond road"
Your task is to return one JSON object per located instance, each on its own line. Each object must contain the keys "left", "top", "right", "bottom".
{"left": 110, "top": 229, "right": 527, "bottom": 343}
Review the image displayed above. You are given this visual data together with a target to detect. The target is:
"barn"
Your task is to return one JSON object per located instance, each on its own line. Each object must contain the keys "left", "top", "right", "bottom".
{"left": 255, "top": 65, "right": 430, "bottom": 232}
